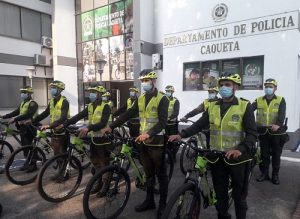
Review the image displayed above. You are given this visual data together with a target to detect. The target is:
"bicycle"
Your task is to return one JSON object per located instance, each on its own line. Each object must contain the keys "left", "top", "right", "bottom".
{"left": 5, "top": 125, "right": 52, "bottom": 185}
{"left": 0, "top": 121, "right": 17, "bottom": 171}
{"left": 82, "top": 133, "right": 174, "bottom": 219}
{"left": 162, "top": 140, "right": 235, "bottom": 219}
{"left": 179, "top": 119, "right": 208, "bottom": 175}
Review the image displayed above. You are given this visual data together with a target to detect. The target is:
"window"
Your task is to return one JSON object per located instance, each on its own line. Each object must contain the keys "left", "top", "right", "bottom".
{"left": 81, "top": 0, "right": 93, "bottom": 12}
{"left": 21, "top": 8, "right": 41, "bottom": 42}
{"left": 0, "top": 76, "right": 24, "bottom": 108}
{"left": 94, "top": 0, "right": 108, "bottom": 8}
{"left": 41, "top": 14, "right": 52, "bottom": 37}
{"left": 82, "top": 41, "right": 95, "bottom": 82}
{"left": 81, "top": 11, "right": 94, "bottom": 41}
{"left": 0, "top": 2, "right": 21, "bottom": 38}
{"left": 183, "top": 56, "right": 264, "bottom": 91}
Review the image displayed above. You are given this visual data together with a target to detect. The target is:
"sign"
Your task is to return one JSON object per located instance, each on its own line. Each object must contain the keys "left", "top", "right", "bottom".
{"left": 242, "top": 56, "right": 264, "bottom": 89}
{"left": 212, "top": 3, "right": 228, "bottom": 22}
{"left": 164, "top": 11, "right": 299, "bottom": 48}
{"left": 81, "top": 11, "right": 94, "bottom": 41}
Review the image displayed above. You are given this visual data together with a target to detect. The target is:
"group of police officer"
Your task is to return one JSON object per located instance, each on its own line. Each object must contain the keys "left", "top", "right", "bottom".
{"left": 0, "top": 69, "right": 287, "bottom": 219}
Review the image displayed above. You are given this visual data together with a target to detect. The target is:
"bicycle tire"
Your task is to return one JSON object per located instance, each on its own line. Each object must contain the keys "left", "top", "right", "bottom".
{"left": 83, "top": 165, "right": 131, "bottom": 219}
{"left": 0, "top": 140, "right": 13, "bottom": 166}
{"left": 162, "top": 182, "right": 201, "bottom": 219}
{"left": 37, "top": 154, "right": 83, "bottom": 202}
{"left": 5, "top": 145, "right": 46, "bottom": 185}
{"left": 165, "top": 149, "right": 174, "bottom": 181}
{"left": 179, "top": 140, "right": 197, "bottom": 175}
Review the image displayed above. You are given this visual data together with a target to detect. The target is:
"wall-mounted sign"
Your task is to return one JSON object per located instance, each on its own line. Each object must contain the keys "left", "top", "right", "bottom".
{"left": 212, "top": 3, "right": 228, "bottom": 22}
{"left": 164, "top": 11, "right": 299, "bottom": 49}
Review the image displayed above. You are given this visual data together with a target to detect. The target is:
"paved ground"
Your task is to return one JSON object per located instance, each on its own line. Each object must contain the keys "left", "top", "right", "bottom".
{"left": 0, "top": 137, "right": 299, "bottom": 219}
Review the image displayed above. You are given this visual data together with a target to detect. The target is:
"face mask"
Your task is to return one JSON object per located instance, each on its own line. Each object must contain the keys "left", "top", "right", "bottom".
{"left": 50, "top": 88, "right": 58, "bottom": 98}
{"left": 129, "top": 92, "right": 136, "bottom": 97}
{"left": 102, "top": 96, "right": 108, "bottom": 102}
{"left": 219, "top": 86, "right": 233, "bottom": 99}
{"left": 21, "top": 93, "right": 28, "bottom": 100}
{"left": 264, "top": 87, "right": 274, "bottom": 96}
{"left": 141, "top": 82, "right": 152, "bottom": 92}
{"left": 89, "top": 93, "right": 97, "bottom": 102}
{"left": 208, "top": 93, "right": 216, "bottom": 100}
{"left": 165, "top": 92, "right": 172, "bottom": 97}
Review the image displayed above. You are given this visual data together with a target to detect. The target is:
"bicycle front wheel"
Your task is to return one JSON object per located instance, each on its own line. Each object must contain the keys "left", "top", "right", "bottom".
{"left": 162, "top": 182, "right": 201, "bottom": 219}
{"left": 5, "top": 145, "right": 46, "bottom": 185}
{"left": 37, "top": 154, "right": 83, "bottom": 202}
{"left": 83, "top": 165, "right": 131, "bottom": 219}
{"left": 179, "top": 141, "right": 197, "bottom": 175}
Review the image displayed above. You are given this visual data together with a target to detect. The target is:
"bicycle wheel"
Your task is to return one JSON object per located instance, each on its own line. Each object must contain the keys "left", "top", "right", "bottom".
{"left": 162, "top": 182, "right": 201, "bottom": 219}
{"left": 37, "top": 154, "right": 83, "bottom": 202}
{"left": 83, "top": 165, "right": 131, "bottom": 219}
{"left": 0, "top": 140, "right": 13, "bottom": 168}
{"left": 5, "top": 145, "right": 46, "bottom": 185}
{"left": 180, "top": 140, "right": 197, "bottom": 175}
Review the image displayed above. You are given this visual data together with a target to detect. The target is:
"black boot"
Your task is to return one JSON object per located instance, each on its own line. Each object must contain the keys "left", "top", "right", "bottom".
{"left": 157, "top": 197, "right": 167, "bottom": 219}
{"left": 135, "top": 189, "right": 155, "bottom": 212}
{"left": 271, "top": 174, "right": 280, "bottom": 185}
{"left": 157, "top": 174, "right": 168, "bottom": 219}
{"left": 256, "top": 168, "right": 270, "bottom": 182}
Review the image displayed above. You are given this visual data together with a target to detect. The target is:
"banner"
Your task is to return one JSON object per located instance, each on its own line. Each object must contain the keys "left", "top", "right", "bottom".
{"left": 81, "top": 11, "right": 94, "bottom": 41}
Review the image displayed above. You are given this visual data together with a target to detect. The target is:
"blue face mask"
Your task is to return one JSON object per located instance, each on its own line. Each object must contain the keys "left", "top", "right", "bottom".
{"left": 89, "top": 93, "right": 97, "bottom": 103}
{"left": 141, "top": 82, "right": 152, "bottom": 92}
{"left": 165, "top": 92, "right": 172, "bottom": 97}
{"left": 102, "top": 96, "right": 108, "bottom": 102}
{"left": 50, "top": 88, "right": 58, "bottom": 98}
{"left": 208, "top": 93, "right": 216, "bottom": 100}
{"left": 264, "top": 87, "right": 274, "bottom": 96}
{"left": 129, "top": 92, "right": 136, "bottom": 97}
{"left": 219, "top": 86, "right": 233, "bottom": 99}
{"left": 21, "top": 93, "right": 28, "bottom": 100}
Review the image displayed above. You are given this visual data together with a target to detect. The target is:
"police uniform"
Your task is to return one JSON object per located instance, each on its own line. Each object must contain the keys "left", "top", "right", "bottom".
{"left": 180, "top": 97, "right": 257, "bottom": 219}
{"left": 252, "top": 94, "right": 286, "bottom": 183}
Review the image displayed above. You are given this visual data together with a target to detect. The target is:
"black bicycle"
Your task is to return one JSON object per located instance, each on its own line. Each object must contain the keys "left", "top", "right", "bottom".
{"left": 37, "top": 126, "right": 92, "bottom": 202}
{"left": 162, "top": 141, "right": 232, "bottom": 219}
{"left": 83, "top": 133, "right": 174, "bottom": 219}
{"left": 5, "top": 125, "right": 52, "bottom": 185}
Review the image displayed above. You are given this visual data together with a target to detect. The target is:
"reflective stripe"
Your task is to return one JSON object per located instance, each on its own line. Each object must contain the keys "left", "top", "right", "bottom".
{"left": 210, "top": 130, "right": 244, "bottom": 138}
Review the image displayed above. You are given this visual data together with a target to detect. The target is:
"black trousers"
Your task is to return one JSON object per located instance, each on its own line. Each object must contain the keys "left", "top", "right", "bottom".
{"left": 166, "top": 123, "right": 179, "bottom": 159}
{"left": 259, "top": 133, "right": 283, "bottom": 175}
{"left": 138, "top": 144, "right": 168, "bottom": 202}
{"left": 19, "top": 125, "right": 36, "bottom": 161}
{"left": 210, "top": 159, "right": 250, "bottom": 219}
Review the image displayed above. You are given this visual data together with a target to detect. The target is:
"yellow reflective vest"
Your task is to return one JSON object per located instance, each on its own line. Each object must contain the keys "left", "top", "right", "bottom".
{"left": 167, "top": 97, "right": 177, "bottom": 124}
{"left": 208, "top": 98, "right": 248, "bottom": 151}
{"left": 256, "top": 96, "right": 283, "bottom": 127}
{"left": 19, "top": 100, "right": 37, "bottom": 118}
{"left": 138, "top": 92, "right": 164, "bottom": 135}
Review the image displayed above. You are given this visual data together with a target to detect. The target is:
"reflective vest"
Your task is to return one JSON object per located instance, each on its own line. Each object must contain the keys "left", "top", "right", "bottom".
{"left": 208, "top": 98, "right": 248, "bottom": 151}
{"left": 88, "top": 102, "right": 110, "bottom": 138}
{"left": 49, "top": 96, "right": 70, "bottom": 123}
{"left": 203, "top": 99, "right": 210, "bottom": 111}
{"left": 138, "top": 92, "right": 164, "bottom": 135}
{"left": 19, "top": 100, "right": 37, "bottom": 118}
{"left": 256, "top": 96, "right": 282, "bottom": 127}
{"left": 167, "top": 97, "right": 177, "bottom": 124}
{"left": 127, "top": 98, "right": 139, "bottom": 123}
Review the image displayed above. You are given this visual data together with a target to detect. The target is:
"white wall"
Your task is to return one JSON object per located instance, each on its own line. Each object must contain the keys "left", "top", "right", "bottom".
{"left": 154, "top": 0, "right": 300, "bottom": 132}
{"left": 52, "top": 0, "right": 78, "bottom": 116}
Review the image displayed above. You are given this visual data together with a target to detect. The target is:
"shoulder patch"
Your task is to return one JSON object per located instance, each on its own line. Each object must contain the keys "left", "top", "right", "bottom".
{"left": 240, "top": 97, "right": 250, "bottom": 102}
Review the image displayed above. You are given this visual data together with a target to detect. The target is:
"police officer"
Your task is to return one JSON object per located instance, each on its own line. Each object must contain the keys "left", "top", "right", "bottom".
{"left": 253, "top": 78, "right": 286, "bottom": 185}
{"left": 32, "top": 80, "right": 70, "bottom": 156}
{"left": 1, "top": 86, "right": 38, "bottom": 172}
{"left": 180, "top": 86, "right": 219, "bottom": 148}
{"left": 64, "top": 85, "right": 112, "bottom": 196}
{"left": 113, "top": 86, "right": 140, "bottom": 137}
{"left": 170, "top": 74, "right": 257, "bottom": 219}
{"left": 102, "top": 91, "right": 113, "bottom": 125}
{"left": 164, "top": 85, "right": 180, "bottom": 161}
{"left": 102, "top": 69, "right": 169, "bottom": 219}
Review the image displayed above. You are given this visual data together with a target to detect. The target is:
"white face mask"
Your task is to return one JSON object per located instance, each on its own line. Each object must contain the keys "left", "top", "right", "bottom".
{"left": 165, "top": 92, "right": 172, "bottom": 97}
{"left": 208, "top": 93, "right": 216, "bottom": 100}
{"left": 141, "top": 82, "right": 152, "bottom": 92}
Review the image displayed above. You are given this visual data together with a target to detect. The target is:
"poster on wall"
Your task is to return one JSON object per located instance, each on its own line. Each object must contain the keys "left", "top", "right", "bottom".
{"left": 81, "top": 11, "right": 94, "bottom": 41}
{"left": 109, "top": 1, "right": 125, "bottom": 36}
{"left": 125, "top": 33, "right": 133, "bottom": 79}
{"left": 242, "top": 56, "right": 264, "bottom": 89}
{"left": 183, "top": 62, "right": 202, "bottom": 91}
{"left": 82, "top": 41, "right": 95, "bottom": 82}
{"left": 125, "top": 0, "right": 133, "bottom": 33}
{"left": 222, "top": 59, "right": 240, "bottom": 76}
{"left": 202, "top": 61, "right": 220, "bottom": 90}
{"left": 95, "top": 38, "right": 110, "bottom": 81}
{"left": 110, "top": 35, "right": 125, "bottom": 80}
{"left": 94, "top": 6, "right": 110, "bottom": 39}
